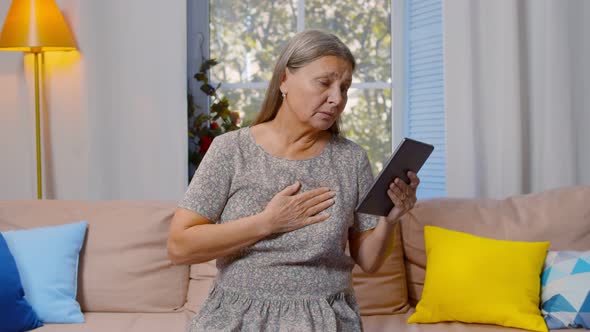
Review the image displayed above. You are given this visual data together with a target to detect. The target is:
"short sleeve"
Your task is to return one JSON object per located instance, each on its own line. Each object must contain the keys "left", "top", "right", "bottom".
{"left": 351, "top": 150, "right": 380, "bottom": 233}
{"left": 178, "top": 135, "right": 233, "bottom": 223}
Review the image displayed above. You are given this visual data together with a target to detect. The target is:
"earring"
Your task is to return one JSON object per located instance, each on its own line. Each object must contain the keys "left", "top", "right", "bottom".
{"left": 281, "top": 92, "right": 286, "bottom": 98}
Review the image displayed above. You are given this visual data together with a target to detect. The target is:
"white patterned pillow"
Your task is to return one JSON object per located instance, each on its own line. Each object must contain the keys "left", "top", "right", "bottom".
{"left": 541, "top": 251, "right": 590, "bottom": 329}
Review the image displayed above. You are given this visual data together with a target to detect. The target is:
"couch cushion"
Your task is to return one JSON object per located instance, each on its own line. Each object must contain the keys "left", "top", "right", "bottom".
{"left": 352, "top": 221, "right": 410, "bottom": 315}
{"left": 401, "top": 186, "right": 590, "bottom": 305}
{"left": 362, "top": 309, "right": 579, "bottom": 331}
{"left": 0, "top": 200, "right": 189, "bottom": 313}
{"left": 33, "top": 312, "right": 189, "bottom": 332}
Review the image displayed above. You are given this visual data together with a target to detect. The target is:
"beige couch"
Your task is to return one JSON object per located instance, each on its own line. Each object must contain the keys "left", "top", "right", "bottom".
{"left": 0, "top": 186, "right": 588, "bottom": 332}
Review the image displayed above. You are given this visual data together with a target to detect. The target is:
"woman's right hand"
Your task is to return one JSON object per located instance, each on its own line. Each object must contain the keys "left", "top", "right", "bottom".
{"left": 262, "top": 181, "right": 336, "bottom": 234}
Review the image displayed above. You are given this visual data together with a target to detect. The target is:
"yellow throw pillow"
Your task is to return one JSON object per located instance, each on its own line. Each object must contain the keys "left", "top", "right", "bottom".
{"left": 407, "top": 226, "right": 550, "bottom": 332}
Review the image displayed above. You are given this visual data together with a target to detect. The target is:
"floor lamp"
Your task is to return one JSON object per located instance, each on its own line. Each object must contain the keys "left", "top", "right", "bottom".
{"left": 0, "top": 0, "right": 77, "bottom": 199}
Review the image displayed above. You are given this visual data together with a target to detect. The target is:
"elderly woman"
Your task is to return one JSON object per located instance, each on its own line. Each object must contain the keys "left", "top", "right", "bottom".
{"left": 168, "top": 30, "right": 420, "bottom": 331}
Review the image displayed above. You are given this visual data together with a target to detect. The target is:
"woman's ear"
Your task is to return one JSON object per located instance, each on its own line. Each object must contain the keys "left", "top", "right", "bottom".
{"left": 280, "top": 68, "right": 290, "bottom": 95}
{"left": 282, "top": 67, "right": 292, "bottom": 81}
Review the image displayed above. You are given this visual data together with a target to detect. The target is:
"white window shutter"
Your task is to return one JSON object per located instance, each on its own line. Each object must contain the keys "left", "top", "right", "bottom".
{"left": 404, "top": 0, "right": 446, "bottom": 198}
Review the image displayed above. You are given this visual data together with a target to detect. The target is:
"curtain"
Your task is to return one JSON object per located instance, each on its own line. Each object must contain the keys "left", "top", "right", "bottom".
{"left": 444, "top": 0, "right": 590, "bottom": 198}
{"left": 0, "top": 0, "right": 187, "bottom": 200}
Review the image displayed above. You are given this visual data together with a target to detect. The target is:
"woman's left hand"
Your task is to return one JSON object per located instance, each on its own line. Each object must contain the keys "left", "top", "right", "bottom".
{"left": 385, "top": 171, "right": 420, "bottom": 224}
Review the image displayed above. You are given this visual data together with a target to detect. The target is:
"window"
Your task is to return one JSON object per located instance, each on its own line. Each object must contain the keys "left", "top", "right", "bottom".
{"left": 188, "top": 0, "right": 446, "bottom": 198}
{"left": 208, "top": 0, "right": 393, "bottom": 174}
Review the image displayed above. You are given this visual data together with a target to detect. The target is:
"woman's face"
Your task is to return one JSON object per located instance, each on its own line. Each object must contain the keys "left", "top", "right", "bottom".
{"left": 280, "top": 55, "right": 353, "bottom": 131}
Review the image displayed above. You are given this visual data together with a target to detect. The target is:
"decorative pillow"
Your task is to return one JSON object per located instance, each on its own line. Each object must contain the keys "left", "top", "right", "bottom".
{"left": 541, "top": 250, "right": 590, "bottom": 329}
{"left": 1, "top": 221, "right": 87, "bottom": 323}
{"left": 0, "top": 233, "right": 43, "bottom": 332}
{"left": 407, "top": 226, "right": 550, "bottom": 332}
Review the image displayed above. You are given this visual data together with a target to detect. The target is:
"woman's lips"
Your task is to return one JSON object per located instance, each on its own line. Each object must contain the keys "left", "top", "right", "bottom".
{"left": 317, "top": 111, "right": 336, "bottom": 118}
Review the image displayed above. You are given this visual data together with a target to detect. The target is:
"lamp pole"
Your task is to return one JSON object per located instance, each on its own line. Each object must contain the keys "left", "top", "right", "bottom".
{"left": 33, "top": 50, "right": 42, "bottom": 199}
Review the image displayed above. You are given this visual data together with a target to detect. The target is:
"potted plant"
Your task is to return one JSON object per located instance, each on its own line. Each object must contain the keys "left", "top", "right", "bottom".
{"left": 188, "top": 59, "right": 241, "bottom": 179}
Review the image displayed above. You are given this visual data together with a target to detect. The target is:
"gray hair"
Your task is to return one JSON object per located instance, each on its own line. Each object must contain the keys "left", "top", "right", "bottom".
{"left": 253, "top": 30, "right": 356, "bottom": 134}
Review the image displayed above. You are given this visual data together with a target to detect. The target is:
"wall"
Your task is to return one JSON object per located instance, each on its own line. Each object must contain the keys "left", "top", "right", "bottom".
{"left": 0, "top": 0, "right": 187, "bottom": 200}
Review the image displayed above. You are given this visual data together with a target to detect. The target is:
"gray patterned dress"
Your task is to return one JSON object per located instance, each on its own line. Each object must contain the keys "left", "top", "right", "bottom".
{"left": 179, "top": 127, "right": 378, "bottom": 332}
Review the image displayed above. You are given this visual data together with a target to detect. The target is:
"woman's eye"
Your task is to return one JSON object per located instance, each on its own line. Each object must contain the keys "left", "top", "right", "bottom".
{"left": 318, "top": 80, "right": 330, "bottom": 86}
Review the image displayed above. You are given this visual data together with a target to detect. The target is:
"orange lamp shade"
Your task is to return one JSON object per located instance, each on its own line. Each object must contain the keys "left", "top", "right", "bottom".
{"left": 0, "top": 0, "right": 76, "bottom": 52}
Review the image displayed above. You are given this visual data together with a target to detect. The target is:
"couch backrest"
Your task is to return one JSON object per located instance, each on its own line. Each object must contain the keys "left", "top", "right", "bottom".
{"left": 401, "top": 186, "right": 590, "bottom": 305}
{"left": 0, "top": 200, "right": 189, "bottom": 313}
{"left": 351, "top": 221, "right": 410, "bottom": 315}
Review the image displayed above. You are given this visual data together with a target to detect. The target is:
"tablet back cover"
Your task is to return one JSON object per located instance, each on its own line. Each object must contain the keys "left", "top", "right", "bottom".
{"left": 355, "top": 138, "right": 434, "bottom": 216}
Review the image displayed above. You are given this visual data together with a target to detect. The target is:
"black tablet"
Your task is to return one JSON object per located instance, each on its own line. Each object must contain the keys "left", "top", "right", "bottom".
{"left": 355, "top": 138, "right": 434, "bottom": 216}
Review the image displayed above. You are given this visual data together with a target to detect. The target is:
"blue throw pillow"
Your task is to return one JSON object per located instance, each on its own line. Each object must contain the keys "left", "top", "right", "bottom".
{"left": 0, "top": 233, "right": 43, "bottom": 332}
{"left": 1, "top": 221, "right": 88, "bottom": 324}
{"left": 541, "top": 250, "right": 590, "bottom": 329}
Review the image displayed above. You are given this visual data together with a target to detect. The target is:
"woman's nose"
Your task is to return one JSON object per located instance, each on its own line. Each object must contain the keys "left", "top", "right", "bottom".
{"left": 327, "top": 86, "right": 343, "bottom": 106}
